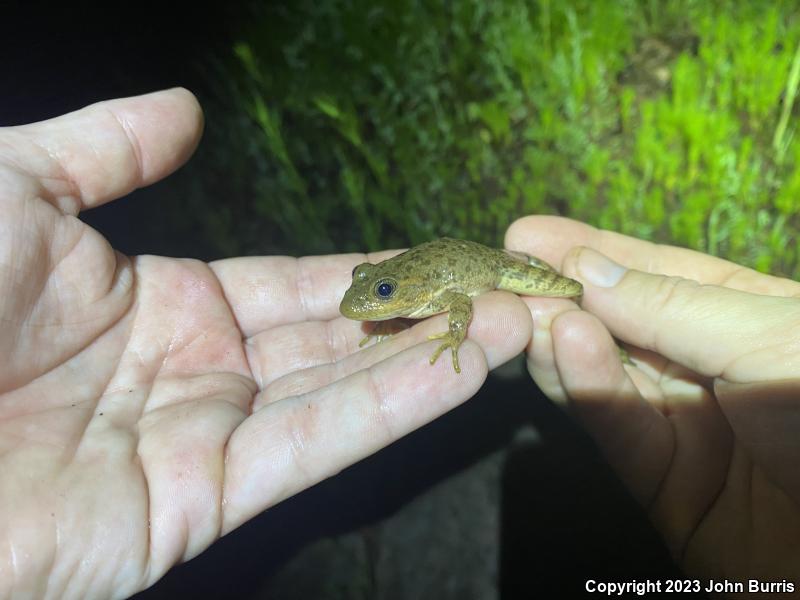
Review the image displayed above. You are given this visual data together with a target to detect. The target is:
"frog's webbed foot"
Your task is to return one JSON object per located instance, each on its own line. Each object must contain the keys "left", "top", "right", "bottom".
{"left": 427, "top": 330, "right": 463, "bottom": 374}
{"left": 617, "top": 344, "right": 635, "bottom": 365}
{"left": 359, "top": 333, "right": 391, "bottom": 347}
{"left": 358, "top": 335, "right": 373, "bottom": 348}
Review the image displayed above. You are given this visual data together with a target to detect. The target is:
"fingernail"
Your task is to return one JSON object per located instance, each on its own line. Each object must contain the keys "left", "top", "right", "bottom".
{"left": 577, "top": 248, "right": 627, "bottom": 288}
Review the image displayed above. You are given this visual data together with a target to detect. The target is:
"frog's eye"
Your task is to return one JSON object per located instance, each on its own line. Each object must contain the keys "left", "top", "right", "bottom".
{"left": 375, "top": 279, "right": 396, "bottom": 299}
{"left": 352, "top": 266, "right": 359, "bottom": 277}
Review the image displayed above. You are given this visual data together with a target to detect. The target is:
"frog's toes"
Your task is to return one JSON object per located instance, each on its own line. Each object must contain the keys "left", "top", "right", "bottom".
{"left": 427, "top": 332, "right": 462, "bottom": 373}
{"left": 449, "top": 348, "right": 461, "bottom": 373}
{"left": 618, "top": 345, "right": 635, "bottom": 366}
{"left": 359, "top": 333, "right": 394, "bottom": 348}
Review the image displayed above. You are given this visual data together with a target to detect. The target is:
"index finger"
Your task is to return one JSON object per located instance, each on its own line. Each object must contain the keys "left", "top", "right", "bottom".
{"left": 506, "top": 216, "right": 800, "bottom": 297}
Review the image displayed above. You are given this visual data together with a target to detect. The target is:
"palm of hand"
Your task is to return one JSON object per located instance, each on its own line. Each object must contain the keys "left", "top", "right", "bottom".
{"left": 2, "top": 90, "right": 530, "bottom": 598}
{"left": 1, "top": 96, "right": 259, "bottom": 596}
{"left": 9, "top": 89, "right": 799, "bottom": 598}
{"left": 616, "top": 297, "right": 800, "bottom": 583}
{"left": 619, "top": 347, "right": 800, "bottom": 581}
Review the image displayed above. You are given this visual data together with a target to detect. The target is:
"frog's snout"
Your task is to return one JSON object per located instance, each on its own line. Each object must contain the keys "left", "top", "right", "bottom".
{"left": 339, "top": 288, "right": 368, "bottom": 319}
{"left": 339, "top": 294, "right": 357, "bottom": 318}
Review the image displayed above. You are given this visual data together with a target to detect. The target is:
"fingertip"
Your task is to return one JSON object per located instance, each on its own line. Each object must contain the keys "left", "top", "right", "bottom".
{"left": 163, "top": 87, "right": 205, "bottom": 147}
{"left": 569, "top": 247, "right": 628, "bottom": 289}
{"left": 551, "top": 309, "right": 621, "bottom": 383}
{"left": 17, "top": 88, "right": 206, "bottom": 210}
{"left": 111, "top": 87, "right": 204, "bottom": 187}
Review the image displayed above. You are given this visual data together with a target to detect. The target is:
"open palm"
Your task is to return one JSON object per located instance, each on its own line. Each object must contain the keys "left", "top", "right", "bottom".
{"left": 0, "top": 89, "right": 535, "bottom": 599}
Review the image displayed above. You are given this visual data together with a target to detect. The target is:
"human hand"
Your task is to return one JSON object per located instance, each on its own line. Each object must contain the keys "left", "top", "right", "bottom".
{"left": 506, "top": 216, "right": 800, "bottom": 588}
{"left": 0, "top": 89, "right": 531, "bottom": 599}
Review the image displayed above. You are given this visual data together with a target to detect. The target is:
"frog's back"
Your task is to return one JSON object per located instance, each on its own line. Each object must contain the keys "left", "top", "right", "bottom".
{"left": 373, "top": 236, "right": 581, "bottom": 298}
{"left": 400, "top": 237, "right": 502, "bottom": 264}
{"left": 414, "top": 238, "right": 583, "bottom": 298}
{"left": 392, "top": 237, "right": 506, "bottom": 291}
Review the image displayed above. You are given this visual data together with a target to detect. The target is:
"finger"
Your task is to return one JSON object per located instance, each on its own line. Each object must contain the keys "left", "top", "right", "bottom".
{"left": 524, "top": 295, "right": 674, "bottom": 405}
{"left": 566, "top": 247, "right": 800, "bottom": 382}
{"left": 250, "top": 291, "right": 532, "bottom": 403}
{"left": 540, "top": 305, "right": 733, "bottom": 554}
{"left": 210, "top": 248, "right": 404, "bottom": 337}
{"left": 523, "top": 297, "right": 578, "bottom": 403}
{"left": 137, "top": 374, "right": 253, "bottom": 572}
{"left": 546, "top": 308, "right": 674, "bottom": 505}
{"left": 3, "top": 88, "right": 203, "bottom": 213}
{"left": 506, "top": 216, "right": 800, "bottom": 296}
{"left": 220, "top": 338, "right": 488, "bottom": 532}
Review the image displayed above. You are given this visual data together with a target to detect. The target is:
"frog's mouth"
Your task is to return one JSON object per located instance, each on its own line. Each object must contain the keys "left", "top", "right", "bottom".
{"left": 339, "top": 293, "right": 404, "bottom": 321}
{"left": 338, "top": 298, "right": 361, "bottom": 319}
{"left": 340, "top": 301, "right": 396, "bottom": 321}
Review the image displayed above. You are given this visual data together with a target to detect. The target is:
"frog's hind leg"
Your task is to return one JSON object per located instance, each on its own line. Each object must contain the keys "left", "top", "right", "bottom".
{"left": 503, "top": 250, "right": 557, "bottom": 272}
{"left": 497, "top": 259, "right": 583, "bottom": 298}
{"left": 526, "top": 255, "right": 557, "bottom": 272}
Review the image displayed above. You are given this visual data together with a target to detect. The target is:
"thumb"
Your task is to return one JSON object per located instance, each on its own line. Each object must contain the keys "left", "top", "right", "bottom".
{"left": 3, "top": 88, "right": 203, "bottom": 214}
{"left": 565, "top": 247, "right": 800, "bottom": 383}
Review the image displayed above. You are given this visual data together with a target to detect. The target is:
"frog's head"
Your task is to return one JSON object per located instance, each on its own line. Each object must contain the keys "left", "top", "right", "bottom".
{"left": 340, "top": 262, "right": 427, "bottom": 321}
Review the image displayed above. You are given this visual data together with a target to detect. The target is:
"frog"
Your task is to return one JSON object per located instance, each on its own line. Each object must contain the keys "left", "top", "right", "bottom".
{"left": 339, "top": 237, "right": 583, "bottom": 373}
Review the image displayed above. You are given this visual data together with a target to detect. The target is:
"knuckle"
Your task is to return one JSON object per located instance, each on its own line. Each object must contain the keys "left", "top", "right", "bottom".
{"left": 649, "top": 275, "right": 700, "bottom": 315}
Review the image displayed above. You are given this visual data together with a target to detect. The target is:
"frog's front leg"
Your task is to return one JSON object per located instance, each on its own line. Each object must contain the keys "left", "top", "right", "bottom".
{"left": 427, "top": 292, "right": 472, "bottom": 373}
{"left": 358, "top": 321, "right": 408, "bottom": 347}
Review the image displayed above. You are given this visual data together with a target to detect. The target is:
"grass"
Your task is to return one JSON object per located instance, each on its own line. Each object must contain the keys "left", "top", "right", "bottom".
{"left": 188, "top": 0, "right": 800, "bottom": 277}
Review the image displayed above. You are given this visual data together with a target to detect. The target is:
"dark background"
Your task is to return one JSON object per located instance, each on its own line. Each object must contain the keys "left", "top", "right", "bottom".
{"left": 2, "top": 5, "right": 238, "bottom": 258}
{"left": 3, "top": 5, "right": 684, "bottom": 598}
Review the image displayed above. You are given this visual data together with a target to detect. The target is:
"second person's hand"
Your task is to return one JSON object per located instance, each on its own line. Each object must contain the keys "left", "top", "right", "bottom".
{"left": 506, "top": 215, "right": 800, "bottom": 588}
